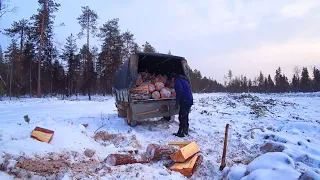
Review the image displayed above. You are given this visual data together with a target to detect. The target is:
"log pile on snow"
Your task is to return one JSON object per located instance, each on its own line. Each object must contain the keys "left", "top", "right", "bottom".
{"left": 131, "top": 72, "right": 176, "bottom": 100}
{"left": 105, "top": 141, "right": 201, "bottom": 178}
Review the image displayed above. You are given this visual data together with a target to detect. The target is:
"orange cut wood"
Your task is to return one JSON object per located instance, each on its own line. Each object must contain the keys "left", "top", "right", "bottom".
{"left": 168, "top": 142, "right": 192, "bottom": 148}
{"left": 170, "top": 155, "right": 200, "bottom": 178}
{"left": 30, "top": 126, "right": 54, "bottom": 143}
{"left": 170, "top": 141, "right": 200, "bottom": 162}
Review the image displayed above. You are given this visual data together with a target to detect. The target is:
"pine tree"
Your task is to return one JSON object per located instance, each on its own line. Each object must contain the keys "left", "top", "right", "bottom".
{"left": 77, "top": 6, "right": 98, "bottom": 100}
{"left": 23, "top": 37, "right": 36, "bottom": 96}
{"left": 227, "top": 70, "right": 233, "bottom": 86}
{"left": 313, "top": 67, "right": 320, "bottom": 92}
{"left": 248, "top": 79, "right": 252, "bottom": 92}
{"left": 267, "top": 75, "right": 275, "bottom": 93}
{"left": 300, "top": 67, "right": 311, "bottom": 92}
{"left": 52, "top": 60, "right": 65, "bottom": 95}
{"left": 142, "top": 41, "right": 156, "bottom": 53}
{"left": 4, "top": 19, "right": 30, "bottom": 95}
{"left": 264, "top": 78, "right": 268, "bottom": 93}
{"left": 258, "top": 71, "right": 265, "bottom": 92}
{"left": 274, "top": 67, "right": 282, "bottom": 92}
{"left": 61, "top": 34, "right": 79, "bottom": 96}
{"left": 291, "top": 74, "right": 299, "bottom": 92}
{"left": 30, "top": 0, "right": 61, "bottom": 97}
{"left": 5, "top": 39, "right": 19, "bottom": 99}
{"left": 98, "top": 18, "right": 123, "bottom": 95}
{"left": 121, "top": 30, "right": 138, "bottom": 62}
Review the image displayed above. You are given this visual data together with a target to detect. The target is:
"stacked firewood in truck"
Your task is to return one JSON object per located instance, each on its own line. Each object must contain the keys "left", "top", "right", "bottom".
{"left": 130, "top": 72, "right": 176, "bottom": 100}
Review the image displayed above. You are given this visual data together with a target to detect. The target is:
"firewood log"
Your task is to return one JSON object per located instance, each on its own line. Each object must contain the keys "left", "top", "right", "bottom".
{"left": 146, "top": 144, "right": 179, "bottom": 161}
{"left": 152, "top": 91, "right": 160, "bottom": 99}
{"left": 170, "top": 141, "right": 200, "bottom": 163}
{"left": 30, "top": 126, "right": 54, "bottom": 143}
{"left": 148, "top": 84, "right": 156, "bottom": 93}
{"left": 155, "top": 82, "right": 164, "bottom": 91}
{"left": 170, "top": 155, "right": 201, "bottom": 178}
{"left": 130, "top": 85, "right": 151, "bottom": 100}
{"left": 160, "top": 87, "right": 171, "bottom": 98}
{"left": 106, "top": 154, "right": 150, "bottom": 166}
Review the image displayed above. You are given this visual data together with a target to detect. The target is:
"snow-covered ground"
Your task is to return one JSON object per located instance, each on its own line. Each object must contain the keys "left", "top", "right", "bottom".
{"left": 0, "top": 93, "right": 320, "bottom": 180}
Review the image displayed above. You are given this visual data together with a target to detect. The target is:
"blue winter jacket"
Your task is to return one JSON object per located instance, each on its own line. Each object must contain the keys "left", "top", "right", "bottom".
{"left": 174, "top": 77, "right": 193, "bottom": 105}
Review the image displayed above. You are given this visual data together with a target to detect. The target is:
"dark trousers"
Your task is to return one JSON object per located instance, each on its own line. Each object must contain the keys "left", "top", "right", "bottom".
{"left": 178, "top": 104, "right": 191, "bottom": 130}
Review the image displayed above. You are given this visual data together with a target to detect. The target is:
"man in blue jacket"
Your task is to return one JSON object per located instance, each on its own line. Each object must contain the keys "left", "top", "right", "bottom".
{"left": 170, "top": 73, "right": 193, "bottom": 137}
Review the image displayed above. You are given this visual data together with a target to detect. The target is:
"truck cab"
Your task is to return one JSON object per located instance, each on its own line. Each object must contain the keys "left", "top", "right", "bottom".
{"left": 113, "top": 52, "right": 191, "bottom": 126}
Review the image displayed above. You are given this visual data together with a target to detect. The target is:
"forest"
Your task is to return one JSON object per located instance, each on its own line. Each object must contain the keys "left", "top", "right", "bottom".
{"left": 0, "top": 0, "right": 319, "bottom": 100}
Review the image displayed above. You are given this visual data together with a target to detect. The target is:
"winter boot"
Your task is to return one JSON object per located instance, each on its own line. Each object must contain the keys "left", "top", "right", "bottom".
{"left": 184, "top": 126, "right": 189, "bottom": 136}
{"left": 173, "top": 127, "right": 185, "bottom": 137}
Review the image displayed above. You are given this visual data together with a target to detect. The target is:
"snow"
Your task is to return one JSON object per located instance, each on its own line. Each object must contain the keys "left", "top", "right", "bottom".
{"left": 0, "top": 93, "right": 320, "bottom": 179}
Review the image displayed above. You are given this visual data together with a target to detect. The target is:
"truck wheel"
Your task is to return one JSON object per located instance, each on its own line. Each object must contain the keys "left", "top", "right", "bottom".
{"left": 118, "top": 107, "right": 127, "bottom": 118}
{"left": 163, "top": 116, "right": 174, "bottom": 121}
{"left": 130, "top": 120, "right": 137, "bottom": 127}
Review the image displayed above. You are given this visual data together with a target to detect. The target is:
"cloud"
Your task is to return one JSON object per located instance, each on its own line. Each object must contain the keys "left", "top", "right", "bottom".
{"left": 281, "top": 0, "right": 320, "bottom": 18}
{"left": 198, "top": 37, "right": 320, "bottom": 83}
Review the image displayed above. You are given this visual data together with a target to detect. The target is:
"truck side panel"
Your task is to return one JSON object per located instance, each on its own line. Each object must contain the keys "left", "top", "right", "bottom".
{"left": 131, "top": 99, "right": 179, "bottom": 120}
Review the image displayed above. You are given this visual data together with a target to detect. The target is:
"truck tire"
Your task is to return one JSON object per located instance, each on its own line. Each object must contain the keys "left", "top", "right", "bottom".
{"left": 118, "top": 107, "right": 127, "bottom": 118}
{"left": 126, "top": 107, "right": 137, "bottom": 127}
{"left": 163, "top": 116, "right": 174, "bottom": 121}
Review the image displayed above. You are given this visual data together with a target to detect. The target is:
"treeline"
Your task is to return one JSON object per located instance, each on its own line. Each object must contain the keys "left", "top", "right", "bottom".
{"left": 224, "top": 67, "right": 320, "bottom": 93}
{"left": 0, "top": 1, "right": 167, "bottom": 99}
{"left": 0, "top": 1, "right": 319, "bottom": 100}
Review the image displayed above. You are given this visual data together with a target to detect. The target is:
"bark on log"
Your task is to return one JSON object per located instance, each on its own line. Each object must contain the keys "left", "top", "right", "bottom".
{"left": 30, "top": 126, "right": 54, "bottom": 143}
{"left": 106, "top": 154, "right": 150, "bottom": 166}
{"left": 170, "top": 141, "right": 200, "bottom": 163}
{"left": 146, "top": 144, "right": 179, "bottom": 161}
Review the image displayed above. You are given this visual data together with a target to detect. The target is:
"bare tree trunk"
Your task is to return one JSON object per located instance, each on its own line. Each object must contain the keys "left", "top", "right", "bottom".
{"left": 29, "top": 60, "right": 32, "bottom": 97}
{"left": 37, "top": 0, "right": 46, "bottom": 98}
{"left": 87, "top": 15, "right": 91, "bottom": 101}
{"left": 9, "top": 59, "right": 12, "bottom": 100}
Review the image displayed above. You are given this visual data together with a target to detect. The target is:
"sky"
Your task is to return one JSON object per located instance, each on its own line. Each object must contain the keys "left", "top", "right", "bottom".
{"left": 0, "top": 0, "right": 320, "bottom": 83}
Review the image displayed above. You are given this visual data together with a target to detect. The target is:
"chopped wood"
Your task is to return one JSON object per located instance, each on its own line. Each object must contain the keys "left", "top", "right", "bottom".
{"left": 146, "top": 144, "right": 179, "bottom": 161}
{"left": 155, "top": 82, "right": 165, "bottom": 91}
{"left": 160, "top": 87, "right": 171, "bottom": 98}
{"left": 148, "top": 84, "right": 156, "bottom": 93}
{"left": 168, "top": 142, "right": 192, "bottom": 148}
{"left": 170, "top": 141, "right": 200, "bottom": 163}
{"left": 130, "top": 84, "right": 151, "bottom": 100}
{"left": 151, "top": 91, "right": 160, "bottom": 99}
{"left": 30, "top": 126, "right": 54, "bottom": 143}
{"left": 170, "top": 155, "right": 201, "bottom": 178}
{"left": 106, "top": 153, "right": 150, "bottom": 166}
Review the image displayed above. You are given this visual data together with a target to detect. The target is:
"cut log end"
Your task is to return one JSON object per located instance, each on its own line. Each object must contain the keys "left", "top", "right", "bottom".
{"left": 30, "top": 126, "right": 54, "bottom": 143}
{"left": 170, "top": 141, "right": 200, "bottom": 163}
{"left": 146, "top": 144, "right": 178, "bottom": 161}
